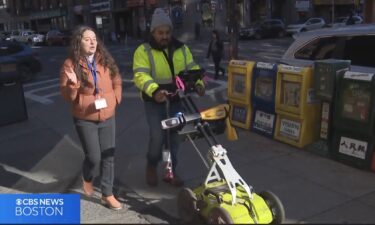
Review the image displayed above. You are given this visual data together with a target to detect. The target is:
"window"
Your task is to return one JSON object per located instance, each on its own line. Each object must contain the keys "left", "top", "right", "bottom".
{"left": 0, "top": 0, "right": 6, "bottom": 9}
{"left": 294, "top": 34, "right": 375, "bottom": 68}
{"left": 262, "top": 21, "right": 271, "bottom": 27}
{"left": 343, "top": 35, "right": 375, "bottom": 68}
{"left": 340, "top": 82, "right": 371, "bottom": 122}
{"left": 310, "top": 18, "right": 321, "bottom": 24}
{"left": 294, "top": 36, "right": 343, "bottom": 60}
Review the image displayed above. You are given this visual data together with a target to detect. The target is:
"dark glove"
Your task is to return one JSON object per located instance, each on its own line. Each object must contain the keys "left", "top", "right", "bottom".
{"left": 195, "top": 85, "right": 205, "bottom": 96}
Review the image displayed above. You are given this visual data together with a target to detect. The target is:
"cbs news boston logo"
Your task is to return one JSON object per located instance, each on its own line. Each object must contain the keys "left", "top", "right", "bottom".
{"left": 0, "top": 194, "right": 80, "bottom": 224}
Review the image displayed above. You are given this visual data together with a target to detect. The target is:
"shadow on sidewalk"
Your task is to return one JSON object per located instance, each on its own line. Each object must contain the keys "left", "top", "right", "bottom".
{"left": 67, "top": 176, "right": 183, "bottom": 224}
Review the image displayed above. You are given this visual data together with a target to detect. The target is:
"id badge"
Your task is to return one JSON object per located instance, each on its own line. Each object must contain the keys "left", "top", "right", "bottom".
{"left": 94, "top": 98, "right": 107, "bottom": 110}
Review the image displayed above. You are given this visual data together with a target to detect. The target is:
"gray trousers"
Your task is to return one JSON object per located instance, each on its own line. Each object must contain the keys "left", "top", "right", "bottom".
{"left": 74, "top": 116, "right": 116, "bottom": 197}
{"left": 144, "top": 100, "right": 182, "bottom": 173}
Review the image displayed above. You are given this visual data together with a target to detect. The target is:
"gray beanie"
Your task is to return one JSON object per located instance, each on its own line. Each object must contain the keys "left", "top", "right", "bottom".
{"left": 150, "top": 8, "right": 173, "bottom": 32}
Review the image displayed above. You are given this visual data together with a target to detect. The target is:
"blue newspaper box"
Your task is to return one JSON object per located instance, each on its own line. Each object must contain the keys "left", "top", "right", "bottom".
{"left": 250, "top": 62, "right": 278, "bottom": 137}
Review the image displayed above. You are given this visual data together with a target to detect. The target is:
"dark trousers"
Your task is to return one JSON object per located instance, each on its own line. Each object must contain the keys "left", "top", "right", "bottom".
{"left": 74, "top": 116, "right": 116, "bottom": 197}
{"left": 213, "top": 56, "right": 225, "bottom": 79}
{"left": 144, "top": 100, "right": 182, "bottom": 173}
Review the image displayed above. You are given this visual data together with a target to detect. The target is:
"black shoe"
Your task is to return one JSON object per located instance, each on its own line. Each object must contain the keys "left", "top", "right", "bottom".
{"left": 146, "top": 164, "right": 158, "bottom": 187}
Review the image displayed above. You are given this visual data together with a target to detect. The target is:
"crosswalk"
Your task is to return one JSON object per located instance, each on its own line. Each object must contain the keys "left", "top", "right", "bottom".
{"left": 23, "top": 68, "right": 227, "bottom": 105}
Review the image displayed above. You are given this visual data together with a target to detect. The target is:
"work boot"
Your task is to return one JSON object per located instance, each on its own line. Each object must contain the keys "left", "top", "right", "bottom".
{"left": 82, "top": 178, "right": 94, "bottom": 197}
{"left": 146, "top": 164, "right": 158, "bottom": 187}
{"left": 101, "top": 195, "right": 123, "bottom": 211}
{"left": 164, "top": 174, "right": 184, "bottom": 187}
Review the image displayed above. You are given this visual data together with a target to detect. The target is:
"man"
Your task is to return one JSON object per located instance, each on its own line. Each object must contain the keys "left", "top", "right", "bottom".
{"left": 133, "top": 8, "right": 205, "bottom": 187}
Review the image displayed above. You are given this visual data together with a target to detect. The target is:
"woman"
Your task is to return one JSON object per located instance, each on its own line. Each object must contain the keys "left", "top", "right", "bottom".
{"left": 60, "top": 26, "right": 123, "bottom": 210}
{"left": 206, "top": 29, "right": 225, "bottom": 80}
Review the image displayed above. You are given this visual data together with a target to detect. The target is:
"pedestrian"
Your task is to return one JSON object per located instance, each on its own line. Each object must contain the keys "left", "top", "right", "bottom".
{"left": 206, "top": 29, "right": 225, "bottom": 80}
{"left": 60, "top": 25, "right": 123, "bottom": 210}
{"left": 346, "top": 12, "right": 355, "bottom": 25}
{"left": 132, "top": 8, "right": 205, "bottom": 187}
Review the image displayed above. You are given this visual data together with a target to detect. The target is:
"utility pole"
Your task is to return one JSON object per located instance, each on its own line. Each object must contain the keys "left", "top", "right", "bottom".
{"left": 228, "top": 0, "right": 239, "bottom": 60}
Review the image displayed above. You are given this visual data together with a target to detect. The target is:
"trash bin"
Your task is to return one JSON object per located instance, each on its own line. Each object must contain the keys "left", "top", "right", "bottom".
{"left": 0, "top": 61, "right": 28, "bottom": 126}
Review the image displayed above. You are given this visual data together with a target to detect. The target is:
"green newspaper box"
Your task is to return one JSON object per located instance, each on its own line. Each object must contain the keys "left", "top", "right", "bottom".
{"left": 331, "top": 71, "right": 375, "bottom": 170}
{"left": 314, "top": 59, "right": 350, "bottom": 140}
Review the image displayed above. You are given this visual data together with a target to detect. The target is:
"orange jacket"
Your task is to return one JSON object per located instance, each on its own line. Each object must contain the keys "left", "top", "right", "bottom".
{"left": 60, "top": 57, "right": 122, "bottom": 122}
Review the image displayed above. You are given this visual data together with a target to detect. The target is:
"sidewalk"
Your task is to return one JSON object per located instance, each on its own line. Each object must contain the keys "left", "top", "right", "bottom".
{"left": 0, "top": 93, "right": 153, "bottom": 223}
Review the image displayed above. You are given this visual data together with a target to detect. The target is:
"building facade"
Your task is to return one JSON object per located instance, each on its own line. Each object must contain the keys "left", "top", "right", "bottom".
{"left": 0, "top": 0, "right": 368, "bottom": 39}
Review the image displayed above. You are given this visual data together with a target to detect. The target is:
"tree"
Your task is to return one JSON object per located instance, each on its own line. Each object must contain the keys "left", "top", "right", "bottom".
{"left": 228, "top": 0, "right": 240, "bottom": 60}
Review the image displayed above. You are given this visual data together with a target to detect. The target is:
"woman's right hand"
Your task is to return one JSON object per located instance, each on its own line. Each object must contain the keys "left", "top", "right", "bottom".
{"left": 66, "top": 68, "right": 78, "bottom": 84}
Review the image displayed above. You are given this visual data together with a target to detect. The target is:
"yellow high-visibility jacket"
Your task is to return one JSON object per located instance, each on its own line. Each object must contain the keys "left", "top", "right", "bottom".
{"left": 133, "top": 38, "right": 204, "bottom": 102}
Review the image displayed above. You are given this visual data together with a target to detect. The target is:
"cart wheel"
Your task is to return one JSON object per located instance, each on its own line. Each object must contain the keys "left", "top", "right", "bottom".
{"left": 207, "top": 207, "right": 233, "bottom": 224}
{"left": 259, "top": 191, "right": 285, "bottom": 224}
{"left": 177, "top": 188, "right": 198, "bottom": 223}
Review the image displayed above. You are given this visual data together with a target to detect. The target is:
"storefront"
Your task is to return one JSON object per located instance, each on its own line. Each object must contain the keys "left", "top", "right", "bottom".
{"left": 29, "top": 8, "right": 68, "bottom": 32}
{"left": 90, "top": 0, "right": 112, "bottom": 42}
{"left": 313, "top": 0, "right": 358, "bottom": 23}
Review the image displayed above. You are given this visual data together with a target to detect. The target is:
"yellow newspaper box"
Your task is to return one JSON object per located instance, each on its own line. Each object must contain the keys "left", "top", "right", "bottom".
{"left": 274, "top": 65, "right": 321, "bottom": 148}
{"left": 229, "top": 99, "right": 252, "bottom": 130}
{"left": 274, "top": 111, "right": 321, "bottom": 148}
{"left": 275, "top": 65, "right": 318, "bottom": 115}
{"left": 227, "top": 60, "right": 255, "bottom": 104}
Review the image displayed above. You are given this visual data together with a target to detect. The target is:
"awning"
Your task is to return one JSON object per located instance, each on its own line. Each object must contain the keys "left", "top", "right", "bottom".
{"left": 314, "top": 0, "right": 355, "bottom": 5}
{"left": 30, "top": 9, "right": 67, "bottom": 20}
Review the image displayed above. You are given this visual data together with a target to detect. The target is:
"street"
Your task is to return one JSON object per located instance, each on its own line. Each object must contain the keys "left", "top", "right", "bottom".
{"left": 22, "top": 37, "right": 293, "bottom": 106}
{"left": 2, "top": 37, "right": 375, "bottom": 224}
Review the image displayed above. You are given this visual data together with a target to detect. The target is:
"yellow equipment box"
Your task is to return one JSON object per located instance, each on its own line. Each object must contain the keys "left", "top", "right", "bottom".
{"left": 227, "top": 60, "right": 255, "bottom": 105}
{"left": 229, "top": 99, "right": 252, "bottom": 130}
{"left": 274, "top": 65, "right": 321, "bottom": 148}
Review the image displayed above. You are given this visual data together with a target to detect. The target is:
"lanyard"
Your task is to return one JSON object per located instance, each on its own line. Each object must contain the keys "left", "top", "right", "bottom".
{"left": 86, "top": 59, "right": 99, "bottom": 95}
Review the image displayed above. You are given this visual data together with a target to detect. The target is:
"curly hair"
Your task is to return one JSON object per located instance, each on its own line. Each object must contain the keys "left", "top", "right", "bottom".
{"left": 68, "top": 26, "right": 120, "bottom": 83}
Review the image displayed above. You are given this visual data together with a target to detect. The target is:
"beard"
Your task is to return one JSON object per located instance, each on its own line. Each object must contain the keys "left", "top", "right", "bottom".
{"left": 158, "top": 39, "right": 170, "bottom": 49}
{"left": 150, "top": 36, "right": 172, "bottom": 50}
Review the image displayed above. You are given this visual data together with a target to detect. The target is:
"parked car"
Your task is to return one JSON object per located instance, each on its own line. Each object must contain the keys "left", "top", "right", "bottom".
{"left": 329, "top": 15, "right": 363, "bottom": 28}
{"left": 0, "top": 41, "right": 42, "bottom": 81}
{"left": 8, "top": 30, "right": 37, "bottom": 45}
{"left": 280, "top": 24, "right": 375, "bottom": 73}
{"left": 45, "top": 29, "right": 71, "bottom": 46}
{"left": 0, "top": 31, "right": 10, "bottom": 41}
{"left": 32, "top": 32, "right": 46, "bottom": 46}
{"left": 286, "top": 17, "right": 326, "bottom": 35}
{"left": 240, "top": 19, "right": 286, "bottom": 39}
